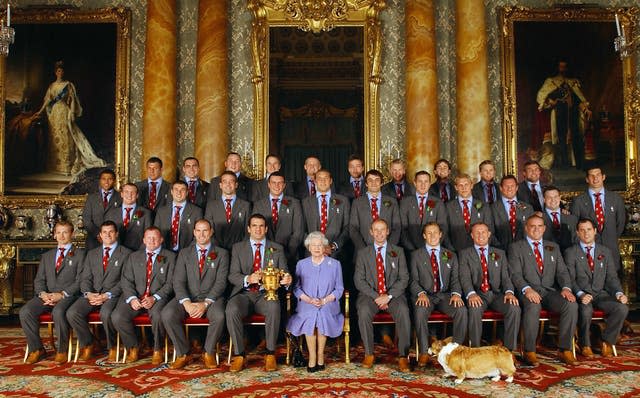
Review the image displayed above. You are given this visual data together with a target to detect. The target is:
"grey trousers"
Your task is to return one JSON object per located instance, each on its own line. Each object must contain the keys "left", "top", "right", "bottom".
{"left": 520, "top": 290, "right": 577, "bottom": 352}
{"left": 66, "top": 297, "right": 118, "bottom": 348}
{"left": 414, "top": 293, "right": 467, "bottom": 353}
{"left": 357, "top": 294, "right": 411, "bottom": 356}
{"left": 111, "top": 298, "right": 168, "bottom": 350}
{"left": 578, "top": 294, "right": 628, "bottom": 346}
{"left": 467, "top": 292, "right": 520, "bottom": 351}
{"left": 19, "top": 295, "right": 77, "bottom": 353}
{"left": 225, "top": 291, "right": 280, "bottom": 355}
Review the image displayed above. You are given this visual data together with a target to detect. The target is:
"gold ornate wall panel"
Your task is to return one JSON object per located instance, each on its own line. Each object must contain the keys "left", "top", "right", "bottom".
{"left": 247, "top": 0, "right": 386, "bottom": 177}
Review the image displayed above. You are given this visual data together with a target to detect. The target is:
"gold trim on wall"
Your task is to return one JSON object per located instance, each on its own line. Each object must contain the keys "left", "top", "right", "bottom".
{"left": 500, "top": 6, "right": 639, "bottom": 199}
{"left": 0, "top": 7, "right": 131, "bottom": 209}
{"left": 248, "top": 0, "right": 385, "bottom": 177}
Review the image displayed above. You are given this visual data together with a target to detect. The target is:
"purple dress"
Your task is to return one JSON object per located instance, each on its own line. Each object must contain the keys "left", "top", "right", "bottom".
{"left": 287, "top": 256, "right": 344, "bottom": 338}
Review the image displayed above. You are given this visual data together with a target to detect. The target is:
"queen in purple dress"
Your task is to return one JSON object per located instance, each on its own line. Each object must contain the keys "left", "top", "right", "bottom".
{"left": 287, "top": 231, "right": 344, "bottom": 371}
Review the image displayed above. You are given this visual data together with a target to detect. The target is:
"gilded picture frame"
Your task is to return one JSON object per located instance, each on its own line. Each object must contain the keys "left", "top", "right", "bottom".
{"left": 500, "top": 6, "right": 639, "bottom": 196}
{"left": 248, "top": 0, "right": 385, "bottom": 177}
{"left": 0, "top": 7, "right": 130, "bottom": 208}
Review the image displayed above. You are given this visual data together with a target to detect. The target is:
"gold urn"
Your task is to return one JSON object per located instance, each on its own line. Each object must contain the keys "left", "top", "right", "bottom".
{"left": 261, "top": 259, "right": 284, "bottom": 301}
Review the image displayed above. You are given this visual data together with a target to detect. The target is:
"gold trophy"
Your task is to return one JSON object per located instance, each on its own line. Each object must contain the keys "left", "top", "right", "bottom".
{"left": 261, "top": 259, "right": 284, "bottom": 301}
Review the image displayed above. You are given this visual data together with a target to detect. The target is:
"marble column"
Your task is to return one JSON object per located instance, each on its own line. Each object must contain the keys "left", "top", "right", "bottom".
{"left": 405, "top": 0, "right": 439, "bottom": 176}
{"left": 455, "top": 0, "right": 490, "bottom": 177}
{"left": 142, "top": 0, "right": 177, "bottom": 180}
{"left": 194, "top": 0, "right": 229, "bottom": 180}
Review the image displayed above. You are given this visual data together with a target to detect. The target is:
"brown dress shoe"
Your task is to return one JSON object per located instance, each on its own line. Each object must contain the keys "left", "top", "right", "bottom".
{"left": 170, "top": 354, "right": 192, "bottom": 369}
{"left": 559, "top": 350, "right": 578, "bottom": 366}
{"left": 79, "top": 345, "right": 93, "bottom": 361}
{"left": 151, "top": 350, "right": 163, "bottom": 365}
{"left": 581, "top": 346, "right": 594, "bottom": 358}
{"left": 230, "top": 356, "right": 245, "bottom": 372}
{"left": 601, "top": 342, "right": 614, "bottom": 358}
{"left": 398, "top": 357, "right": 410, "bottom": 372}
{"left": 362, "top": 354, "right": 375, "bottom": 368}
{"left": 417, "top": 354, "right": 430, "bottom": 367}
{"left": 265, "top": 354, "right": 277, "bottom": 371}
{"left": 523, "top": 351, "right": 539, "bottom": 366}
{"left": 203, "top": 352, "right": 218, "bottom": 369}
{"left": 54, "top": 352, "right": 68, "bottom": 364}
{"left": 126, "top": 347, "right": 139, "bottom": 363}
{"left": 25, "top": 349, "right": 46, "bottom": 365}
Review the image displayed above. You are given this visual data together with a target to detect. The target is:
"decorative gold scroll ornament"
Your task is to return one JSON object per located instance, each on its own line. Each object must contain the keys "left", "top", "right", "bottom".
{"left": 280, "top": 0, "right": 349, "bottom": 33}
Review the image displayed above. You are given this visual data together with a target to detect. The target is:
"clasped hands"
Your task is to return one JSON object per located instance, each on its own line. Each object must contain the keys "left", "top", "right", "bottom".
{"left": 130, "top": 296, "right": 156, "bottom": 311}
{"left": 40, "top": 291, "right": 64, "bottom": 306}
{"left": 302, "top": 293, "right": 336, "bottom": 308}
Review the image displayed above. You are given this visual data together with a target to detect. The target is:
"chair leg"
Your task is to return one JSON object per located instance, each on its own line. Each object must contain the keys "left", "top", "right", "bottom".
{"left": 286, "top": 335, "right": 291, "bottom": 365}
{"left": 345, "top": 331, "right": 350, "bottom": 364}
{"left": 48, "top": 324, "right": 54, "bottom": 348}
{"left": 23, "top": 344, "right": 29, "bottom": 363}
{"left": 164, "top": 335, "right": 169, "bottom": 364}
{"left": 227, "top": 337, "right": 233, "bottom": 365}
{"left": 116, "top": 332, "right": 120, "bottom": 363}
{"left": 613, "top": 345, "right": 618, "bottom": 357}
{"left": 73, "top": 336, "right": 80, "bottom": 363}
{"left": 215, "top": 342, "right": 220, "bottom": 366}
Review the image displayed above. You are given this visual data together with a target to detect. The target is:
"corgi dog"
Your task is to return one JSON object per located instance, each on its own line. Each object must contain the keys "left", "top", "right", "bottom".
{"left": 428, "top": 337, "right": 516, "bottom": 384}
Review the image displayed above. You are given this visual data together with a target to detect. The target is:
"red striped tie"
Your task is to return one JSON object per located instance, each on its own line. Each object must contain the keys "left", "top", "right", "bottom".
{"left": 594, "top": 193, "right": 605, "bottom": 232}
{"left": 55, "top": 247, "right": 65, "bottom": 273}
{"left": 320, "top": 194, "right": 328, "bottom": 234}
{"left": 225, "top": 199, "right": 233, "bottom": 223}
{"left": 376, "top": 246, "right": 386, "bottom": 294}
{"left": 479, "top": 247, "right": 489, "bottom": 293}
{"left": 171, "top": 206, "right": 182, "bottom": 248}
{"left": 143, "top": 252, "right": 153, "bottom": 298}
{"left": 371, "top": 197, "right": 379, "bottom": 220}
{"left": 431, "top": 248, "right": 440, "bottom": 293}
{"left": 102, "top": 247, "right": 110, "bottom": 272}
{"left": 533, "top": 241, "right": 544, "bottom": 274}
{"left": 149, "top": 181, "right": 157, "bottom": 210}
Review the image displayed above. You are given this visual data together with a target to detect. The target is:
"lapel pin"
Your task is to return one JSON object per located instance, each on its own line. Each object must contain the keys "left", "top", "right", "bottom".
{"left": 115, "top": 261, "right": 118, "bottom": 267}
{"left": 187, "top": 218, "right": 191, "bottom": 224}
{"left": 239, "top": 212, "right": 242, "bottom": 218}
{"left": 391, "top": 261, "right": 396, "bottom": 269}
{"left": 160, "top": 267, "right": 164, "bottom": 274}
{"left": 447, "top": 263, "right": 451, "bottom": 269}
{"left": 286, "top": 208, "right": 290, "bottom": 214}
{"left": 336, "top": 208, "right": 340, "bottom": 214}
{"left": 551, "top": 256, "right": 554, "bottom": 262}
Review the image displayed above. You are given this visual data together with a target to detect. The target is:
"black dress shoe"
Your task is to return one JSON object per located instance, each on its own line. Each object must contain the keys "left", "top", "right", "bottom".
{"left": 315, "top": 364, "right": 325, "bottom": 371}
{"left": 307, "top": 365, "right": 318, "bottom": 372}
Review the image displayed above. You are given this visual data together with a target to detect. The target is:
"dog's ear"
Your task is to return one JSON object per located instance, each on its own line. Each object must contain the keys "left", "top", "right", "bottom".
{"left": 443, "top": 336, "right": 453, "bottom": 345}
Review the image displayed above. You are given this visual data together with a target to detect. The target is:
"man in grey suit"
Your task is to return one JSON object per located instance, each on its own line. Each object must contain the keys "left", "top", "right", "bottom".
{"left": 111, "top": 227, "right": 176, "bottom": 364}
{"left": 542, "top": 186, "right": 578, "bottom": 252}
{"left": 135, "top": 157, "right": 171, "bottom": 213}
{"left": 226, "top": 214, "right": 291, "bottom": 372}
{"left": 349, "top": 169, "right": 401, "bottom": 252}
{"left": 400, "top": 170, "right": 447, "bottom": 253}
{"left": 410, "top": 222, "right": 467, "bottom": 367}
{"left": 429, "top": 159, "right": 455, "bottom": 203}
{"left": 472, "top": 160, "right": 501, "bottom": 204}
{"left": 337, "top": 154, "right": 366, "bottom": 201}
{"left": 445, "top": 173, "right": 494, "bottom": 251}
{"left": 105, "top": 183, "right": 152, "bottom": 251}
{"left": 208, "top": 152, "right": 253, "bottom": 202}
{"left": 508, "top": 214, "right": 578, "bottom": 366}
{"left": 570, "top": 167, "right": 626, "bottom": 269}
{"left": 67, "top": 221, "right": 131, "bottom": 362}
{"left": 491, "top": 175, "right": 534, "bottom": 250}
{"left": 154, "top": 181, "right": 203, "bottom": 252}
{"left": 182, "top": 157, "right": 210, "bottom": 209}
{"left": 565, "top": 218, "right": 628, "bottom": 358}
{"left": 293, "top": 156, "right": 322, "bottom": 200}
{"left": 204, "top": 171, "right": 251, "bottom": 251}
{"left": 301, "top": 169, "right": 351, "bottom": 258}
{"left": 162, "top": 219, "right": 229, "bottom": 369}
{"left": 355, "top": 218, "right": 411, "bottom": 372}
{"left": 381, "top": 159, "right": 415, "bottom": 202}
{"left": 251, "top": 154, "right": 294, "bottom": 202}
{"left": 459, "top": 222, "right": 520, "bottom": 352}
{"left": 252, "top": 172, "right": 304, "bottom": 267}
{"left": 516, "top": 160, "right": 545, "bottom": 212}
{"left": 20, "top": 221, "right": 85, "bottom": 365}
{"left": 82, "top": 169, "right": 121, "bottom": 249}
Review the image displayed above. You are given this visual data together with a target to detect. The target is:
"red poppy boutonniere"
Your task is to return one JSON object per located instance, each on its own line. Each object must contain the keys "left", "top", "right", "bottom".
{"left": 389, "top": 250, "right": 398, "bottom": 258}
{"left": 545, "top": 245, "right": 554, "bottom": 252}
{"left": 331, "top": 198, "right": 341, "bottom": 206}
{"left": 517, "top": 202, "right": 528, "bottom": 211}
{"left": 281, "top": 199, "right": 289, "bottom": 207}
{"left": 383, "top": 200, "right": 392, "bottom": 208}
{"left": 597, "top": 254, "right": 605, "bottom": 261}
{"left": 156, "top": 255, "right": 166, "bottom": 263}
{"left": 474, "top": 202, "right": 483, "bottom": 210}
{"left": 207, "top": 251, "right": 217, "bottom": 265}
{"left": 132, "top": 210, "right": 144, "bottom": 221}
{"left": 67, "top": 249, "right": 75, "bottom": 258}
{"left": 426, "top": 200, "right": 436, "bottom": 211}
{"left": 490, "top": 252, "right": 500, "bottom": 261}
{"left": 442, "top": 250, "right": 452, "bottom": 262}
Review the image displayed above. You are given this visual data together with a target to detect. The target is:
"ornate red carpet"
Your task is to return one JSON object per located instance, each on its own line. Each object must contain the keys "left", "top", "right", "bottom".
{"left": 1, "top": 326, "right": 640, "bottom": 397}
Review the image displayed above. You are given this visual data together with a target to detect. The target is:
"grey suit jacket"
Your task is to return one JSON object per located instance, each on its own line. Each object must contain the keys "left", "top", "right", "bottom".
{"left": 34, "top": 246, "right": 86, "bottom": 297}
{"left": 252, "top": 195, "right": 304, "bottom": 260}
{"left": 173, "top": 244, "right": 229, "bottom": 302}
{"left": 251, "top": 178, "right": 295, "bottom": 203}
{"left": 349, "top": 194, "right": 401, "bottom": 251}
{"left": 80, "top": 245, "right": 131, "bottom": 298}
{"left": 458, "top": 246, "right": 513, "bottom": 297}
{"left": 204, "top": 197, "right": 251, "bottom": 251}
{"left": 409, "top": 247, "right": 461, "bottom": 301}
{"left": 381, "top": 180, "right": 416, "bottom": 201}
{"left": 181, "top": 178, "right": 209, "bottom": 209}
{"left": 153, "top": 202, "right": 203, "bottom": 251}
{"left": 208, "top": 174, "right": 252, "bottom": 202}
{"left": 135, "top": 180, "right": 171, "bottom": 212}
{"left": 228, "top": 240, "right": 288, "bottom": 297}
{"left": 517, "top": 181, "right": 544, "bottom": 212}
{"left": 542, "top": 210, "right": 578, "bottom": 252}
{"left": 508, "top": 239, "right": 572, "bottom": 296}
{"left": 472, "top": 181, "right": 501, "bottom": 204}
{"left": 570, "top": 190, "right": 625, "bottom": 261}
{"left": 82, "top": 190, "right": 122, "bottom": 249}
{"left": 354, "top": 244, "right": 409, "bottom": 300}
{"left": 120, "top": 248, "right": 176, "bottom": 301}
{"left": 564, "top": 244, "right": 622, "bottom": 299}
{"left": 301, "top": 193, "right": 351, "bottom": 252}
{"left": 337, "top": 178, "right": 367, "bottom": 202}
{"left": 105, "top": 205, "right": 153, "bottom": 251}
{"left": 491, "top": 200, "right": 534, "bottom": 250}
{"left": 445, "top": 199, "right": 495, "bottom": 251}
{"left": 400, "top": 195, "right": 448, "bottom": 252}
{"left": 429, "top": 180, "right": 456, "bottom": 203}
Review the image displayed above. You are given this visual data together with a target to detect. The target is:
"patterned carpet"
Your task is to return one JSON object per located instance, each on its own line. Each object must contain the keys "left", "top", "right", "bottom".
{"left": 1, "top": 325, "right": 640, "bottom": 397}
